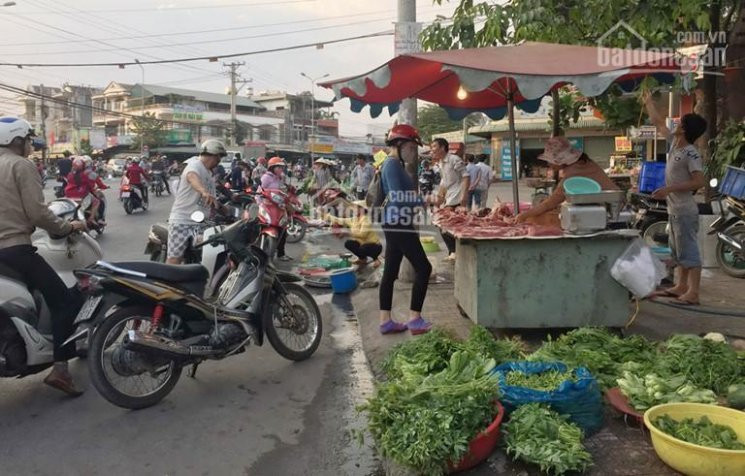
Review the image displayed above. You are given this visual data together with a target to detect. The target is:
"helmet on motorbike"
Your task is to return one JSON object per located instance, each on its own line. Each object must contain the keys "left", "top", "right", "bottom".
{"left": 72, "top": 157, "right": 86, "bottom": 171}
{"left": 0, "top": 117, "right": 35, "bottom": 146}
{"left": 267, "top": 157, "right": 285, "bottom": 169}
{"left": 199, "top": 139, "right": 227, "bottom": 157}
{"left": 385, "top": 124, "right": 422, "bottom": 146}
{"left": 257, "top": 157, "right": 267, "bottom": 166}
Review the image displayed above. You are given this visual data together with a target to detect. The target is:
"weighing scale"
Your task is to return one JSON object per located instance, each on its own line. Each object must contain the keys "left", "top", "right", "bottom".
{"left": 560, "top": 190, "right": 632, "bottom": 234}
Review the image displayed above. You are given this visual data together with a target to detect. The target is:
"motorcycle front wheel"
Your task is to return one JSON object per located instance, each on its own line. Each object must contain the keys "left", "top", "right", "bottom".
{"left": 285, "top": 219, "right": 307, "bottom": 243}
{"left": 88, "top": 307, "right": 182, "bottom": 410}
{"left": 716, "top": 225, "right": 745, "bottom": 278}
{"left": 265, "top": 283, "right": 322, "bottom": 361}
{"left": 123, "top": 199, "right": 134, "bottom": 215}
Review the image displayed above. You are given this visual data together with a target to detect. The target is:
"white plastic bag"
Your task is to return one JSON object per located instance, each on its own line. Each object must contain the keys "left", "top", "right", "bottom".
{"left": 610, "top": 239, "right": 666, "bottom": 298}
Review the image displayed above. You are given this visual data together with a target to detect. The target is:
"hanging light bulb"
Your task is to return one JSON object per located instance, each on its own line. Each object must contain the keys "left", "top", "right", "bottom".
{"left": 457, "top": 86, "right": 468, "bottom": 100}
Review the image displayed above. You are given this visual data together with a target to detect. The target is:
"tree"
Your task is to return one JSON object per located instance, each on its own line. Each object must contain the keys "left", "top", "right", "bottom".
{"left": 421, "top": 0, "right": 744, "bottom": 140}
{"left": 417, "top": 104, "right": 462, "bottom": 142}
{"left": 79, "top": 140, "right": 93, "bottom": 156}
{"left": 130, "top": 112, "right": 167, "bottom": 149}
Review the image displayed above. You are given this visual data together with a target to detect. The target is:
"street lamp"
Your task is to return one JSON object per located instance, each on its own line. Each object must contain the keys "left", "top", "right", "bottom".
{"left": 134, "top": 58, "right": 145, "bottom": 156}
{"left": 300, "top": 72, "right": 329, "bottom": 161}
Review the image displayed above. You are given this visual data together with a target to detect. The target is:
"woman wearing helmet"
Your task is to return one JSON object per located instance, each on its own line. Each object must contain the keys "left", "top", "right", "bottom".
{"left": 65, "top": 157, "right": 103, "bottom": 227}
{"left": 261, "top": 157, "right": 294, "bottom": 261}
{"left": 377, "top": 124, "right": 432, "bottom": 335}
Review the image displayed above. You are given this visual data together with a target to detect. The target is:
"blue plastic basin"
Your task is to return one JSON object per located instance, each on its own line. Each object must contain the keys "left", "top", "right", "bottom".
{"left": 329, "top": 268, "right": 357, "bottom": 294}
{"left": 563, "top": 176, "right": 602, "bottom": 195}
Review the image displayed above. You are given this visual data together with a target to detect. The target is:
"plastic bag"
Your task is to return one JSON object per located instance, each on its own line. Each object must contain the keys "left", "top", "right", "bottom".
{"left": 493, "top": 361, "right": 604, "bottom": 435}
{"left": 610, "top": 238, "right": 666, "bottom": 298}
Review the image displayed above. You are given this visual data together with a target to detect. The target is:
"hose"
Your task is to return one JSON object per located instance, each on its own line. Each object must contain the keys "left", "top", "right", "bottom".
{"left": 647, "top": 299, "right": 745, "bottom": 318}
{"left": 625, "top": 297, "right": 640, "bottom": 329}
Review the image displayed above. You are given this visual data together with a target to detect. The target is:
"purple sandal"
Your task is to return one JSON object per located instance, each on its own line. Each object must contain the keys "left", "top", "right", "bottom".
{"left": 380, "top": 320, "right": 408, "bottom": 335}
{"left": 407, "top": 317, "right": 432, "bottom": 335}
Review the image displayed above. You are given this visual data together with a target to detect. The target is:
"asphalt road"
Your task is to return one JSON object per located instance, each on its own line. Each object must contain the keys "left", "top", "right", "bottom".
{"left": 0, "top": 178, "right": 380, "bottom": 476}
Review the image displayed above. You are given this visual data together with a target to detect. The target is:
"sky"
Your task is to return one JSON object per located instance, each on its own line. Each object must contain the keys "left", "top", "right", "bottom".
{"left": 0, "top": 0, "right": 458, "bottom": 137}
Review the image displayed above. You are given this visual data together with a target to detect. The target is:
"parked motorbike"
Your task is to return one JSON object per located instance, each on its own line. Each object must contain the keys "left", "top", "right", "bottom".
{"left": 285, "top": 187, "right": 308, "bottom": 244}
{"left": 629, "top": 192, "right": 670, "bottom": 247}
{"left": 708, "top": 178, "right": 745, "bottom": 278}
{"left": 151, "top": 170, "right": 166, "bottom": 197}
{"left": 72, "top": 210, "right": 322, "bottom": 409}
{"left": 120, "top": 177, "right": 148, "bottom": 215}
{"left": 0, "top": 196, "right": 102, "bottom": 378}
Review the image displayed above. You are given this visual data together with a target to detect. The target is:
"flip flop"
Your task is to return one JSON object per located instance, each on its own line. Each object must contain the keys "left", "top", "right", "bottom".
{"left": 650, "top": 289, "right": 680, "bottom": 299}
{"left": 671, "top": 298, "right": 700, "bottom": 306}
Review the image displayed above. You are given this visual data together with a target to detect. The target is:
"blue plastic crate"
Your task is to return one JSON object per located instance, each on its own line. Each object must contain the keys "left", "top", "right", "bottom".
{"left": 720, "top": 166, "right": 745, "bottom": 200}
{"left": 638, "top": 161, "right": 666, "bottom": 193}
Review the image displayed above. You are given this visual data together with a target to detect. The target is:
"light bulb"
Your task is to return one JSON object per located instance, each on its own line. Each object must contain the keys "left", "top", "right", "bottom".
{"left": 456, "top": 86, "right": 468, "bottom": 100}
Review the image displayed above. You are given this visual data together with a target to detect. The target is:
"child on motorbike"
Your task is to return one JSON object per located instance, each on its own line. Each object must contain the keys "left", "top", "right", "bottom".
{"left": 64, "top": 157, "right": 103, "bottom": 226}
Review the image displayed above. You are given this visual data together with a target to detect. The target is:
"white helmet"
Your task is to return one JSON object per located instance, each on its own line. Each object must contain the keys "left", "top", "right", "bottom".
{"left": 0, "top": 117, "right": 35, "bottom": 146}
{"left": 199, "top": 139, "right": 227, "bottom": 157}
{"left": 82, "top": 155, "right": 93, "bottom": 167}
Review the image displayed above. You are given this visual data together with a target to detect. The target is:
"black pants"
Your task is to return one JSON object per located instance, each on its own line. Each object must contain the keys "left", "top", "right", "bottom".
{"left": 160, "top": 174, "right": 171, "bottom": 194}
{"left": 277, "top": 230, "right": 287, "bottom": 257}
{"left": 379, "top": 225, "right": 432, "bottom": 313}
{"left": 441, "top": 231, "right": 456, "bottom": 255}
{"left": 134, "top": 183, "right": 148, "bottom": 203}
{"left": 345, "top": 240, "right": 382, "bottom": 261}
{"left": 0, "top": 245, "right": 80, "bottom": 361}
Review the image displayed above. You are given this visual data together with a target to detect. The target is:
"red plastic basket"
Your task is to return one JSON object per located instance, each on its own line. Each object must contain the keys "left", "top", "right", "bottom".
{"left": 448, "top": 401, "right": 505, "bottom": 473}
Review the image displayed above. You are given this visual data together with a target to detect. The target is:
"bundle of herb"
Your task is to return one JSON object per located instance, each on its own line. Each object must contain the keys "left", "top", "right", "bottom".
{"left": 364, "top": 351, "right": 499, "bottom": 474}
{"left": 379, "top": 329, "right": 461, "bottom": 380}
{"left": 653, "top": 414, "right": 745, "bottom": 450}
{"left": 617, "top": 371, "right": 717, "bottom": 411}
{"left": 505, "top": 369, "right": 577, "bottom": 391}
{"left": 503, "top": 403, "right": 593, "bottom": 475}
{"left": 463, "top": 326, "right": 525, "bottom": 364}
{"left": 657, "top": 335, "right": 741, "bottom": 395}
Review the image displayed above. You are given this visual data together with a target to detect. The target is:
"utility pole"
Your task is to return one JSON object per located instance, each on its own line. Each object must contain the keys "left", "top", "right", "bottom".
{"left": 224, "top": 61, "right": 252, "bottom": 146}
{"left": 300, "top": 72, "right": 329, "bottom": 161}
{"left": 135, "top": 59, "right": 145, "bottom": 156}
{"left": 39, "top": 84, "right": 47, "bottom": 161}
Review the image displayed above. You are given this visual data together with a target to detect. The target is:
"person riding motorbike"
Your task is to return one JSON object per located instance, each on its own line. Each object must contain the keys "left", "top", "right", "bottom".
{"left": 166, "top": 139, "right": 225, "bottom": 265}
{"left": 0, "top": 117, "right": 87, "bottom": 396}
{"left": 125, "top": 158, "right": 150, "bottom": 205}
{"left": 150, "top": 155, "right": 171, "bottom": 194}
{"left": 65, "top": 157, "right": 104, "bottom": 227}
{"left": 261, "top": 157, "right": 293, "bottom": 261}
{"left": 252, "top": 157, "right": 267, "bottom": 187}
{"left": 83, "top": 155, "right": 108, "bottom": 222}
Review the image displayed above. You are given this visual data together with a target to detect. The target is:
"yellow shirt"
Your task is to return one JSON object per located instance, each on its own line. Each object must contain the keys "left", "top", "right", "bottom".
{"left": 325, "top": 213, "right": 380, "bottom": 245}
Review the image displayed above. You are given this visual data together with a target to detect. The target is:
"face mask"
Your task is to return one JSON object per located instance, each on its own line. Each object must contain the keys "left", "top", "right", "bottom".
{"left": 400, "top": 143, "right": 418, "bottom": 163}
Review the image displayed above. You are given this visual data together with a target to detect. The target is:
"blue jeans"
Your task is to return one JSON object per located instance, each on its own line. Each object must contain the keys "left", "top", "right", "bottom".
{"left": 669, "top": 214, "right": 701, "bottom": 268}
{"left": 469, "top": 190, "right": 484, "bottom": 209}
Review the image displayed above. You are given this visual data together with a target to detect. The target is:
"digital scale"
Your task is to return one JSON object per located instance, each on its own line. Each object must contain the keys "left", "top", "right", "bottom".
{"left": 560, "top": 190, "right": 633, "bottom": 234}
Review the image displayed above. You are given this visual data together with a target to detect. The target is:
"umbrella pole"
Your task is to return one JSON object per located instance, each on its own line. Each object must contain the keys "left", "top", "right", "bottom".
{"left": 507, "top": 95, "right": 520, "bottom": 211}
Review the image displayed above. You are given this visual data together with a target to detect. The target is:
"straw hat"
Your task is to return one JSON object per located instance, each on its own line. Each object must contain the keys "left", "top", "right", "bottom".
{"left": 538, "top": 137, "right": 582, "bottom": 166}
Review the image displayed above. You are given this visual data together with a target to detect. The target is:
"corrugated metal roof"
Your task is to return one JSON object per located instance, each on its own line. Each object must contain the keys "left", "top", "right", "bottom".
{"left": 135, "top": 84, "right": 264, "bottom": 110}
{"left": 469, "top": 116, "right": 607, "bottom": 137}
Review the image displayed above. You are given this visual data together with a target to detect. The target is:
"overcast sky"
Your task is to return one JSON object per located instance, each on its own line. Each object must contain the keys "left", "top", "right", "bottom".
{"left": 0, "top": 0, "right": 457, "bottom": 137}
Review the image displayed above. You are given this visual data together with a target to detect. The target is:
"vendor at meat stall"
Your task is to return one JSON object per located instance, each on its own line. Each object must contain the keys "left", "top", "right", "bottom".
{"left": 516, "top": 137, "right": 618, "bottom": 227}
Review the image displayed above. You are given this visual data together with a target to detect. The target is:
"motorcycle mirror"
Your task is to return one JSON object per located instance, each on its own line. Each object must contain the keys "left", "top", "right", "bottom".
{"left": 709, "top": 178, "right": 719, "bottom": 188}
{"left": 190, "top": 210, "right": 206, "bottom": 223}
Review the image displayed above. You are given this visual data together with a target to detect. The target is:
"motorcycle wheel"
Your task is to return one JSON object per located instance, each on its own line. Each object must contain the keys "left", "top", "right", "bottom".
{"left": 123, "top": 199, "right": 133, "bottom": 215}
{"left": 716, "top": 225, "right": 745, "bottom": 278}
{"left": 88, "top": 308, "right": 182, "bottom": 410}
{"left": 642, "top": 220, "right": 669, "bottom": 248}
{"left": 264, "top": 283, "right": 322, "bottom": 361}
{"left": 285, "top": 219, "right": 307, "bottom": 243}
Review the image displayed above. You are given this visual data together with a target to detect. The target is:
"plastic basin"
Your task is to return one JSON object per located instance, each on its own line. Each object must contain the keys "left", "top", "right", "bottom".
{"left": 563, "top": 176, "right": 602, "bottom": 195}
{"left": 421, "top": 239, "right": 441, "bottom": 253}
{"left": 329, "top": 267, "right": 357, "bottom": 293}
{"left": 448, "top": 402, "right": 505, "bottom": 473}
{"left": 643, "top": 403, "right": 745, "bottom": 476}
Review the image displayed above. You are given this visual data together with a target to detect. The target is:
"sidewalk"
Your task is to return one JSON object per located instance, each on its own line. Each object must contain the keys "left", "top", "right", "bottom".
{"left": 349, "top": 243, "right": 745, "bottom": 475}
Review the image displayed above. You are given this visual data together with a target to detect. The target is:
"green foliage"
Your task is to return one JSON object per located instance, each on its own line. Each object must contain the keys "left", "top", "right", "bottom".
{"left": 707, "top": 119, "right": 745, "bottom": 179}
{"left": 417, "top": 105, "right": 462, "bottom": 142}
{"left": 548, "top": 88, "right": 588, "bottom": 133}
{"left": 654, "top": 415, "right": 745, "bottom": 450}
{"left": 79, "top": 140, "right": 93, "bottom": 156}
{"left": 505, "top": 368, "right": 578, "bottom": 391}
{"left": 130, "top": 112, "right": 167, "bottom": 149}
{"left": 503, "top": 403, "right": 593, "bottom": 475}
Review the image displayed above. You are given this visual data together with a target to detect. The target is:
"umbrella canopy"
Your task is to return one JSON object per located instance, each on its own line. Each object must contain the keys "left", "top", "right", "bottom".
{"left": 320, "top": 42, "right": 680, "bottom": 120}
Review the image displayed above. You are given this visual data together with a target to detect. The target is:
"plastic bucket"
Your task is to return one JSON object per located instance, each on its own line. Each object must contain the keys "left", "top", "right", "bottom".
{"left": 448, "top": 401, "right": 505, "bottom": 473}
{"left": 329, "top": 268, "right": 357, "bottom": 294}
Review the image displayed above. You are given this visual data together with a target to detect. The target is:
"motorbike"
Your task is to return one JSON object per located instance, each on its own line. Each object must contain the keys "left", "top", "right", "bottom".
{"left": 120, "top": 177, "right": 148, "bottom": 215}
{"left": 54, "top": 176, "right": 67, "bottom": 199}
{"left": 629, "top": 192, "right": 670, "bottom": 247}
{"left": 151, "top": 170, "right": 166, "bottom": 197}
{"left": 708, "top": 178, "right": 745, "bottom": 278}
{"left": 70, "top": 209, "right": 322, "bottom": 409}
{"left": 285, "top": 186, "right": 308, "bottom": 244}
{"left": 0, "top": 196, "right": 102, "bottom": 378}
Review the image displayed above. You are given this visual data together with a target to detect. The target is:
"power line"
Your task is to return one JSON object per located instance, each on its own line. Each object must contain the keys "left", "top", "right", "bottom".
{"left": 4, "top": 0, "right": 318, "bottom": 14}
{"left": 0, "top": 30, "right": 394, "bottom": 68}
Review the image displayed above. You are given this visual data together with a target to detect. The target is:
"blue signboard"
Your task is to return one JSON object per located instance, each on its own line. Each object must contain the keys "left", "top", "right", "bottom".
{"left": 501, "top": 140, "right": 520, "bottom": 180}
{"left": 568, "top": 137, "right": 584, "bottom": 151}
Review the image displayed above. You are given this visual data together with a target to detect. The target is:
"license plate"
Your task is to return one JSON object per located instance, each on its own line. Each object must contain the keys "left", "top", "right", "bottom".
{"left": 74, "top": 295, "right": 103, "bottom": 324}
{"left": 121, "top": 192, "right": 130, "bottom": 198}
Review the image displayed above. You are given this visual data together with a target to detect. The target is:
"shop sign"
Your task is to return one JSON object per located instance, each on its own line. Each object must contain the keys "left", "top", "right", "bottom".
{"left": 615, "top": 136, "right": 632, "bottom": 152}
{"left": 166, "top": 129, "right": 192, "bottom": 144}
{"left": 568, "top": 137, "right": 584, "bottom": 151}
{"left": 638, "top": 125, "right": 657, "bottom": 139}
{"left": 500, "top": 140, "right": 520, "bottom": 180}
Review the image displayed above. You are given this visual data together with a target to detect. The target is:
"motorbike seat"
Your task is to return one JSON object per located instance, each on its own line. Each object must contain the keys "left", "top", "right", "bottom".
{"left": 151, "top": 223, "right": 169, "bottom": 243}
{"left": 110, "top": 261, "right": 208, "bottom": 283}
{"left": 0, "top": 263, "right": 25, "bottom": 283}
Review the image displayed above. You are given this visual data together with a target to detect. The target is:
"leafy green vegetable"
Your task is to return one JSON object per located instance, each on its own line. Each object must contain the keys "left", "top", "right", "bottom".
{"left": 505, "top": 369, "right": 577, "bottom": 391}
{"left": 529, "top": 328, "right": 657, "bottom": 389}
{"left": 463, "top": 325, "right": 525, "bottom": 363}
{"left": 727, "top": 384, "right": 745, "bottom": 410}
{"left": 657, "top": 335, "right": 742, "bottom": 396}
{"left": 364, "top": 351, "right": 499, "bottom": 475}
{"left": 503, "top": 403, "right": 593, "bottom": 475}
{"left": 653, "top": 414, "right": 745, "bottom": 450}
{"left": 617, "top": 371, "right": 717, "bottom": 411}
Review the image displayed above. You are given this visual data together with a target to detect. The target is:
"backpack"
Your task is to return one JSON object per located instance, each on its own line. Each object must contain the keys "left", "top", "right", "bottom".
{"left": 366, "top": 167, "right": 386, "bottom": 208}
